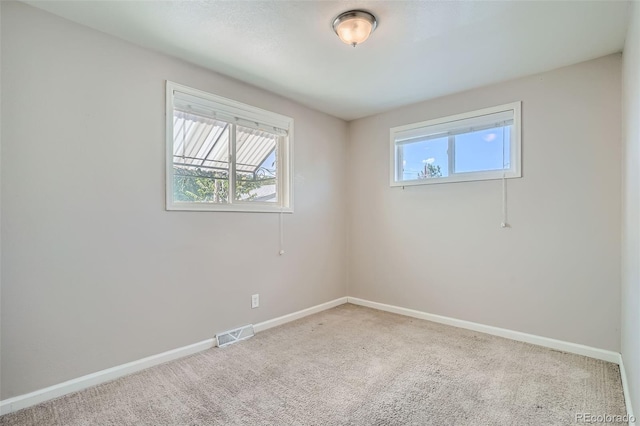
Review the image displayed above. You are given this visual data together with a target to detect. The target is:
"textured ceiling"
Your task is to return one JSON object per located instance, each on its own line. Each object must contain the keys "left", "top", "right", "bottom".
{"left": 25, "top": 1, "right": 630, "bottom": 121}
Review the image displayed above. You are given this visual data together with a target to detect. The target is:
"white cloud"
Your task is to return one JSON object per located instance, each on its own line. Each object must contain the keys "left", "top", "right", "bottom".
{"left": 422, "top": 158, "right": 435, "bottom": 164}
{"left": 484, "top": 133, "right": 497, "bottom": 142}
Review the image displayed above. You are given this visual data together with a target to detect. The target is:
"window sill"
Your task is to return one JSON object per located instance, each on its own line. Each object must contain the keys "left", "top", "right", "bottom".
{"left": 166, "top": 202, "right": 293, "bottom": 213}
{"left": 391, "top": 171, "right": 521, "bottom": 187}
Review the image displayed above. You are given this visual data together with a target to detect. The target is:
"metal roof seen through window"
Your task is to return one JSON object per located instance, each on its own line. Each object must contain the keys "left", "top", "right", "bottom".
{"left": 173, "top": 110, "right": 277, "bottom": 173}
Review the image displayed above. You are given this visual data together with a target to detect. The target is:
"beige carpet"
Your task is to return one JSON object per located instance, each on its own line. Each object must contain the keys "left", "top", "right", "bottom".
{"left": 0, "top": 304, "right": 627, "bottom": 425}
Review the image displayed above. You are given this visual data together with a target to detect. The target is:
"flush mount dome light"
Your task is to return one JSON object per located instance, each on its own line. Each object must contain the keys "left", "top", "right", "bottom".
{"left": 332, "top": 10, "right": 377, "bottom": 47}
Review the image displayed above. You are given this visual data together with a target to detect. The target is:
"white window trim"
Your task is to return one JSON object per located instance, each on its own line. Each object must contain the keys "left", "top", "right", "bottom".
{"left": 389, "top": 102, "right": 522, "bottom": 187}
{"left": 165, "top": 81, "right": 294, "bottom": 213}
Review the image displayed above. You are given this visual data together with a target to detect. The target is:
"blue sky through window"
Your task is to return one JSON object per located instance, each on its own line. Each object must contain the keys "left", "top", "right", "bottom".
{"left": 260, "top": 150, "right": 276, "bottom": 173}
{"left": 401, "top": 125, "right": 511, "bottom": 180}
{"left": 455, "top": 127, "right": 510, "bottom": 173}
{"left": 402, "top": 137, "right": 449, "bottom": 180}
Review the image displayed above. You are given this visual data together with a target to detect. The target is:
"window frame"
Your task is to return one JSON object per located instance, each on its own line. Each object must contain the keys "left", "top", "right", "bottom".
{"left": 166, "top": 81, "right": 294, "bottom": 213}
{"left": 389, "top": 102, "right": 522, "bottom": 187}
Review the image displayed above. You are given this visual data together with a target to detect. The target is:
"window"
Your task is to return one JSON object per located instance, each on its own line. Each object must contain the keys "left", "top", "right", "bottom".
{"left": 390, "top": 102, "right": 521, "bottom": 186}
{"left": 166, "top": 81, "right": 293, "bottom": 212}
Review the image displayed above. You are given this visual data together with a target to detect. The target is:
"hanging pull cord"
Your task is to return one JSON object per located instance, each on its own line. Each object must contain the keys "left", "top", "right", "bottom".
{"left": 279, "top": 210, "right": 285, "bottom": 255}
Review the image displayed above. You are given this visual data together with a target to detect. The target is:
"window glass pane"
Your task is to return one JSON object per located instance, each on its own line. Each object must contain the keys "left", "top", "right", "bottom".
{"left": 454, "top": 126, "right": 511, "bottom": 174}
{"left": 399, "top": 136, "right": 449, "bottom": 181}
{"left": 167, "top": 82, "right": 294, "bottom": 211}
{"left": 172, "top": 110, "right": 230, "bottom": 203}
{"left": 235, "top": 126, "right": 278, "bottom": 203}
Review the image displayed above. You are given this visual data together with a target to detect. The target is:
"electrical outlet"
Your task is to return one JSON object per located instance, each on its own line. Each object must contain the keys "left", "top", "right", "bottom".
{"left": 251, "top": 294, "right": 259, "bottom": 309}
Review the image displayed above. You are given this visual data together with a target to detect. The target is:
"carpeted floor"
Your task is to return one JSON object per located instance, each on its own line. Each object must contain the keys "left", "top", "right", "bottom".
{"left": 0, "top": 304, "right": 627, "bottom": 425}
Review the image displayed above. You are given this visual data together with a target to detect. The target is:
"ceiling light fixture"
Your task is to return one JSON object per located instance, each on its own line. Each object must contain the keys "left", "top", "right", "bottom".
{"left": 332, "top": 10, "right": 377, "bottom": 47}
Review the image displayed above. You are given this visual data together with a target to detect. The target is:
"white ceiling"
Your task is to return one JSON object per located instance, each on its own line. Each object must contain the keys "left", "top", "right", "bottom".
{"left": 25, "top": 1, "right": 630, "bottom": 121}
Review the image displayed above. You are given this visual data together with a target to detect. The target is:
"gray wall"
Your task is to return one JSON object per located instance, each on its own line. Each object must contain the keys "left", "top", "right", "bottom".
{"left": 622, "top": 1, "right": 640, "bottom": 416}
{"left": 0, "top": 2, "right": 348, "bottom": 399}
{"left": 347, "top": 54, "right": 622, "bottom": 352}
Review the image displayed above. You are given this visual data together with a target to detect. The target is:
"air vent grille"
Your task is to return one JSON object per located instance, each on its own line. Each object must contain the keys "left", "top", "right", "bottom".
{"left": 216, "top": 324, "right": 255, "bottom": 348}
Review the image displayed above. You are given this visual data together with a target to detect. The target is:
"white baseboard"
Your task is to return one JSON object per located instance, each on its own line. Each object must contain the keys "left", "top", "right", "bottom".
{"left": 254, "top": 297, "right": 348, "bottom": 333}
{"left": 0, "top": 338, "right": 215, "bottom": 416}
{"left": 0, "top": 296, "right": 348, "bottom": 416}
{"left": 347, "top": 297, "right": 621, "bottom": 364}
{"left": 619, "top": 354, "right": 637, "bottom": 424}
